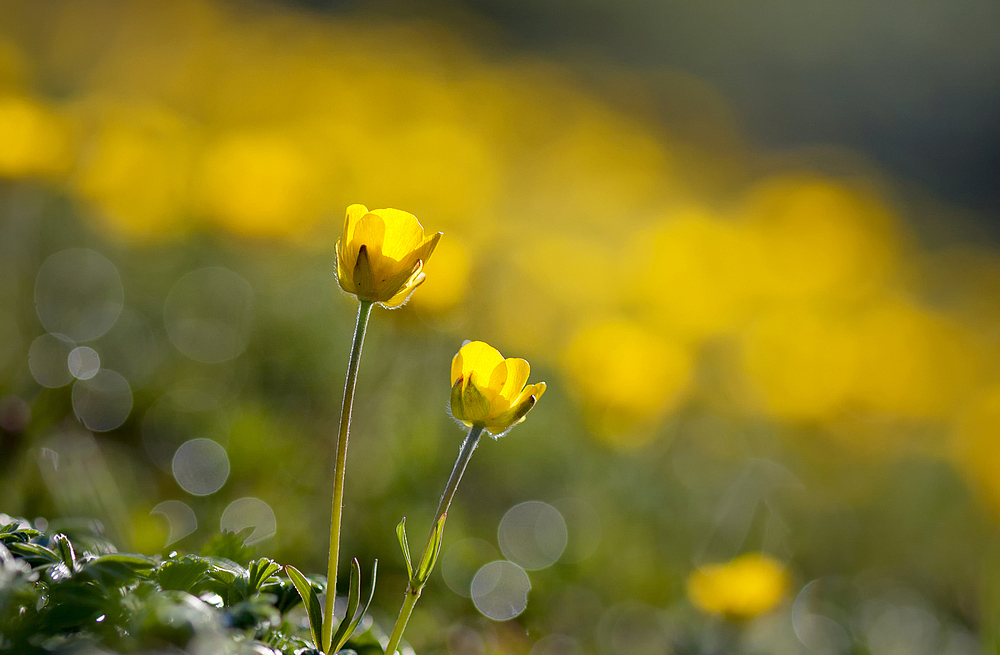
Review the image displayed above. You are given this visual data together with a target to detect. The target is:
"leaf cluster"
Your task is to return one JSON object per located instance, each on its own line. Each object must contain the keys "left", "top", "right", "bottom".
{"left": 0, "top": 519, "right": 383, "bottom": 655}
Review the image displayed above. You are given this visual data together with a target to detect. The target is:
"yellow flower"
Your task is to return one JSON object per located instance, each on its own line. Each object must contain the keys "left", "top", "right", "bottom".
{"left": 336, "top": 204, "right": 442, "bottom": 307}
{"left": 686, "top": 553, "right": 789, "bottom": 620}
{"left": 450, "top": 341, "right": 546, "bottom": 433}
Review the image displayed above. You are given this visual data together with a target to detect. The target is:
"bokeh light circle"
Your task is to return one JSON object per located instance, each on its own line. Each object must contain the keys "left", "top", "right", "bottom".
{"left": 34, "top": 248, "right": 124, "bottom": 342}
{"left": 471, "top": 560, "right": 531, "bottom": 621}
{"left": 143, "top": 389, "right": 229, "bottom": 471}
{"left": 552, "top": 497, "right": 601, "bottom": 563}
{"left": 150, "top": 500, "right": 198, "bottom": 547}
{"left": 498, "top": 501, "right": 567, "bottom": 570}
{"left": 220, "top": 497, "right": 276, "bottom": 544}
{"left": 98, "top": 309, "right": 162, "bottom": 387}
{"left": 28, "top": 333, "right": 75, "bottom": 387}
{"left": 71, "top": 369, "right": 132, "bottom": 431}
{"left": 442, "top": 538, "right": 500, "bottom": 597}
{"left": 172, "top": 438, "right": 230, "bottom": 496}
{"left": 163, "top": 267, "right": 254, "bottom": 363}
{"left": 68, "top": 346, "right": 100, "bottom": 379}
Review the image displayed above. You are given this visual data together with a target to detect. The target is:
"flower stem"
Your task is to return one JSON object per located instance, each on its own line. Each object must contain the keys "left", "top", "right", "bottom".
{"left": 323, "top": 299, "right": 373, "bottom": 653}
{"left": 384, "top": 425, "right": 484, "bottom": 655}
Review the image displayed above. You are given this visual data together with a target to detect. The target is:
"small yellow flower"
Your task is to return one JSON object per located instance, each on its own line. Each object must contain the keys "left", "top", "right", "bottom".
{"left": 336, "top": 204, "right": 442, "bottom": 307}
{"left": 686, "top": 553, "right": 789, "bottom": 620}
{"left": 450, "top": 341, "right": 546, "bottom": 433}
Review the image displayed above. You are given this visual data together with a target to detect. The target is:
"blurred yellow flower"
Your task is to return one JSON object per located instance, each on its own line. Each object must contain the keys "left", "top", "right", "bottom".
{"left": 409, "top": 236, "right": 471, "bottom": 313}
{"left": 450, "top": 341, "right": 546, "bottom": 433}
{"left": 336, "top": 204, "right": 442, "bottom": 307}
{"left": 0, "top": 95, "right": 71, "bottom": 178}
{"left": 686, "top": 553, "right": 789, "bottom": 620}
{"left": 561, "top": 320, "right": 692, "bottom": 442}
{"left": 198, "top": 132, "right": 319, "bottom": 238}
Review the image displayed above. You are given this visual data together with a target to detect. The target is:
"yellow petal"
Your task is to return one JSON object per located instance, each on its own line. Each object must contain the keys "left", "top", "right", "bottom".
{"left": 368, "top": 208, "right": 425, "bottom": 260}
{"left": 411, "top": 231, "right": 443, "bottom": 267}
{"left": 335, "top": 240, "right": 355, "bottom": 294}
{"left": 451, "top": 349, "right": 464, "bottom": 387}
{"left": 349, "top": 212, "right": 386, "bottom": 253}
{"left": 498, "top": 358, "right": 530, "bottom": 403}
{"left": 509, "top": 383, "right": 545, "bottom": 415}
{"left": 382, "top": 270, "right": 425, "bottom": 308}
{"left": 379, "top": 231, "right": 442, "bottom": 298}
{"left": 371, "top": 258, "right": 422, "bottom": 302}
{"left": 344, "top": 203, "right": 369, "bottom": 242}
{"left": 457, "top": 341, "right": 505, "bottom": 390}
{"left": 487, "top": 360, "right": 508, "bottom": 395}
{"left": 526, "top": 381, "right": 546, "bottom": 401}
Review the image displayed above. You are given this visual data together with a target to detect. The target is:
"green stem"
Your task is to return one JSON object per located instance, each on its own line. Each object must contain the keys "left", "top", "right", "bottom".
{"left": 431, "top": 425, "right": 484, "bottom": 530}
{"left": 384, "top": 589, "right": 419, "bottom": 655}
{"left": 384, "top": 425, "right": 484, "bottom": 655}
{"left": 323, "top": 299, "right": 373, "bottom": 653}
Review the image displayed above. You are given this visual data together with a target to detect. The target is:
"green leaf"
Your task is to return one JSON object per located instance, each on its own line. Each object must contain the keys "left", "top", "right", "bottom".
{"left": 395, "top": 518, "right": 413, "bottom": 580}
{"left": 285, "top": 564, "right": 323, "bottom": 651}
{"left": 80, "top": 553, "right": 155, "bottom": 588}
{"left": 330, "top": 559, "right": 378, "bottom": 655}
{"left": 262, "top": 577, "right": 304, "bottom": 614}
{"left": 0, "top": 522, "right": 41, "bottom": 545}
{"left": 39, "top": 581, "right": 108, "bottom": 631}
{"left": 248, "top": 557, "right": 282, "bottom": 594}
{"left": 6, "top": 541, "right": 60, "bottom": 565}
{"left": 202, "top": 558, "right": 247, "bottom": 605}
{"left": 226, "top": 593, "right": 281, "bottom": 631}
{"left": 200, "top": 528, "right": 256, "bottom": 565}
{"left": 50, "top": 534, "right": 76, "bottom": 573}
{"left": 415, "top": 513, "right": 447, "bottom": 586}
{"left": 157, "top": 555, "right": 212, "bottom": 592}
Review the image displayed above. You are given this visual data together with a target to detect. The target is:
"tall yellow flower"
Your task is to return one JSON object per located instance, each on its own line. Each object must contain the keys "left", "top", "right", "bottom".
{"left": 450, "top": 341, "right": 546, "bottom": 433}
{"left": 336, "top": 204, "right": 442, "bottom": 307}
{"left": 686, "top": 553, "right": 789, "bottom": 620}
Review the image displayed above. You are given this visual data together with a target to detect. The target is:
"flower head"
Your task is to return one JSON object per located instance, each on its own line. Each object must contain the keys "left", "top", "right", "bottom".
{"left": 336, "top": 204, "right": 442, "bottom": 307}
{"left": 450, "top": 341, "right": 546, "bottom": 434}
{"left": 686, "top": 553, "right": 788, "bottom": 620}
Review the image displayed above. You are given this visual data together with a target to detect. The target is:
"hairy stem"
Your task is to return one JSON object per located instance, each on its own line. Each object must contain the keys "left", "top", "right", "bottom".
{"left": 323, "top": 300, "right": 373, "bottom": 652}
{"left": 384, "top": 425, "right": 484, "bottom": 655}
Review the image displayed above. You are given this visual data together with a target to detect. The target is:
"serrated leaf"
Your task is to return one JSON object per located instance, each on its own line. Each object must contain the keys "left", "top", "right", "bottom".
{"left": 157, "top": 556, "right": 212, "bottom": 592}
{"left": 248, "top": 558, "right": 282, "bottom": 594}
{"left": 200, "top": 528, "right": 256, "bottom": 565}
{"left": 395, "top": 518, "right": 413, "bottom": 580}
{"left": 330, "top": 559, "right": 377, "bottom": 655}
{"left": 81, "top": 553, "right": 155, "bottom": 588}
{"left": 285, "top": 564, "right": 323, "bottom": 651}
{"left": 415, "top": 513, "right": 447, "bottom": 586}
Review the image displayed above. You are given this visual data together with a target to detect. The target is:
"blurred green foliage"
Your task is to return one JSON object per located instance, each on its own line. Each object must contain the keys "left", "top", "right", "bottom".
{"left": 0, "top": 1, "right": 999, "bottom": 654}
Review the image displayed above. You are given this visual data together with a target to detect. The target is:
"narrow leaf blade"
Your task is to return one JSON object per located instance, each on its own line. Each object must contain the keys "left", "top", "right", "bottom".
{"left": 341, "top": 559, "right": 378, "bottom": 640}
{"left": 285, "top": 564, "right": 323, "bottom": 650}
{"left": 415, "top": 513, "right": 448, "bottom": 585}
{"left": 395, "top": 518, "right": 413, "bottom": 580}
{"left": 330, "top": 558, "right": 363, "bottom": 651}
